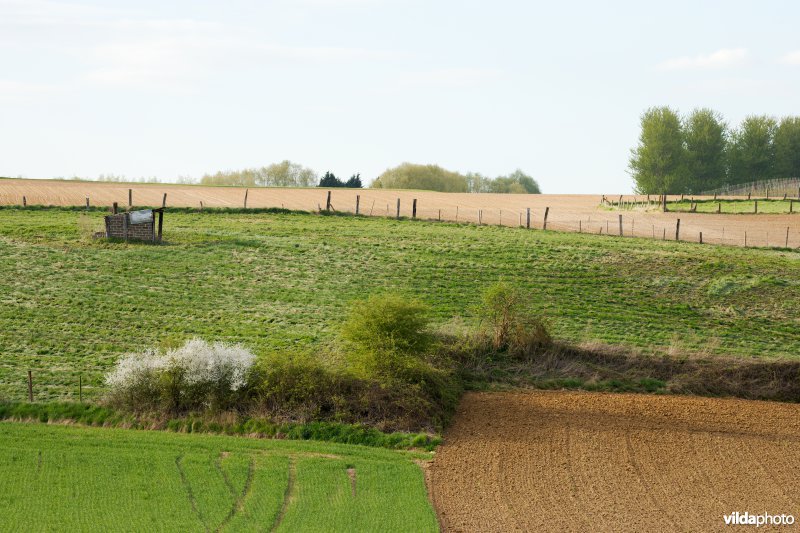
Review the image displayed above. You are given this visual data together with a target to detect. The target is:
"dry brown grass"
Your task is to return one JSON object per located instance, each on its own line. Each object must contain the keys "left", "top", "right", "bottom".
{"left": 2, "top": 178, "right": 799, "bottom": 248}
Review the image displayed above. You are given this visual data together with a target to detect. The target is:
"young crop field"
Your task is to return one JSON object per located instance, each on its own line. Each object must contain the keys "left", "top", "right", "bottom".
{"left": 0, "top": 422, "right": 437, "bottom": 532}
{"left": 0, "top": 208, "right": 799, "bottom": 401}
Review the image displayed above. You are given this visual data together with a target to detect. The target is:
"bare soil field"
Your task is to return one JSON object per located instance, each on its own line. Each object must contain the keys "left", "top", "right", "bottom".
{"left": 1, "top": 178, "right": 799, "bottom": 248}
{"left": 430, "top": 391, "right": 800, "bottom": 532}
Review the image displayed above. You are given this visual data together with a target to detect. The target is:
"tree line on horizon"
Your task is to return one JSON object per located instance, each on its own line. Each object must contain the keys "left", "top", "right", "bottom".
{"left": 372, "top": 163, "right": 541, "bottom": 194}
{"left": 629, "top": 107, "right": 800, "bottom": 194}
{"left": 197, "top": 161, "right": 542, "bottom": 193}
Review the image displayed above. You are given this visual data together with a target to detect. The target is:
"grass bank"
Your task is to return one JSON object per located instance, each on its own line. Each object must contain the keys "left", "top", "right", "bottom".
{"left": 1, "top": 208, "right": 799, "bottom": 402}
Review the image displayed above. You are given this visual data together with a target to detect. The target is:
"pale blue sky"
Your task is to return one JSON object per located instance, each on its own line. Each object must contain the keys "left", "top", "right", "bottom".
{"left": 2, "top": 0, "right": 799, "bottom": 192}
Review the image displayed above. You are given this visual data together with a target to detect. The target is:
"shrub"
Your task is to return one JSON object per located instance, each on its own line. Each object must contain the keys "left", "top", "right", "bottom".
{"left": 342, "top": 294, "right": 433, "bottom": 354}
{"left": 477, "top": 282, "right": 551, "bottom": 359}
{"left": 341, "top": 294, "right": 437, "bottom": 379}
{"left": 105, "top": 338, "right": 256, "bottom": 413}
{"left": 249, "top": 351, "right": 352, "bottom": 422}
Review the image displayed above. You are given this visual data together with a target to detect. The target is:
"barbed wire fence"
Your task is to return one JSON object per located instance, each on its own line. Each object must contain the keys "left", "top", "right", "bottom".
{"left": 2, "top": 188, "right": 799, "bottom": 250}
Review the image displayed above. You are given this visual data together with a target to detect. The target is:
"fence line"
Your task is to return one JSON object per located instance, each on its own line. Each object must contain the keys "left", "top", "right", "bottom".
{"left": 3, "top": 189, "right": 799, "bottom": 250}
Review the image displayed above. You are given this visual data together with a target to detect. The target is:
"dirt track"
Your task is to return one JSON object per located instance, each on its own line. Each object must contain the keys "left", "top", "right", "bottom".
{"left": 430, "top": 391, "right": 800, "bottom": 532}
{"left": 1, "top": 179, "right": 799, "bottom": 248}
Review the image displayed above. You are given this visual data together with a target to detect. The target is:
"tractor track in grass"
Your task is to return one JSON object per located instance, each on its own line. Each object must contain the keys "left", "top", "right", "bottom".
{"left": 270, "top": 457, "right": 296, "bottom": 533}
{"left": 429, "top": 391, "right": 800, "bottom": 532}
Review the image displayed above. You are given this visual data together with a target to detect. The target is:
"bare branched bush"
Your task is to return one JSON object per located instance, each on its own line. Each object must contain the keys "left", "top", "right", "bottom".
{"left": 478, "top": 282, "right": 552, "bottom": 360}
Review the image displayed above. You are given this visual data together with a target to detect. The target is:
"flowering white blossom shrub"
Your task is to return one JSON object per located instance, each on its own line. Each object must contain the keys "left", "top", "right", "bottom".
{"left": 105, "top": 339, "right": 256, "bottom": 412}
{"left": 167, "top": 338, "right": 254, "bottom": 391}
{"left": 105, "top": 349, "right": 167, "bottom": 389}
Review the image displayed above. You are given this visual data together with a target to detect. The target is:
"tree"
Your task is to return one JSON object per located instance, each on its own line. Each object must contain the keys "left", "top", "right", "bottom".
{"left": 345, "top": 173, "right": 363, "bottom": 188}
{"left": 372, "top": 163, "right": 469, "bottom": 192}
{"left": 684, "top": 108, "right": 727, "bottom": 192}
{"left": 727, "top": 115, "right": 777, "bottom": 184}
{"left": 628, "top": 107, "right": 687, "bottom": 194}
{"left": 318, "top": 171, "right": 344, "bottom": 187}
{"left": 200, "top": 160, "right": 317, "bottom": 187}
{"left": 257, "top": 160, "right": 317, "bottom": 187}
{"left": 465, "top": 172, "right": 491, "bottom": 193}
{"left": 774, "top": 117, "right": 800, "bottom": 178}
{"left": 490, "top": 169, "right": 541, "bottom": 194}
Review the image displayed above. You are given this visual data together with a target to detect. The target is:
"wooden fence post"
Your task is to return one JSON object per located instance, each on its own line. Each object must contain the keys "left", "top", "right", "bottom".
{"left": 675, "top": 218, "right": 680, "bottom": 241}
{"left": 662, "top": 195, "right": 667, "bottom": 212}
{"left": 200, "top": 201, "right": 204, "bottom": 211}
{"left": 355, "top": 195, "right": 360, "bottom": 215}
{"left": 718, "top": 202, "right": 721, "bottom": 213}
{"left": 579, "top": 220, "right": 582, "bottom": 233}
{"left": 412, "top": 199, "right": 417, "bottom": 219}
{"left": 128, "top": 189, "right": 132, "bottom": 209}
{"left": 439, "top": 209, "right": 441, "bottom": 221}
{"left": 790, "top": 200, "right": 794, "bottom": 214}
{"left": 123, "top": 213, "right": 129, "bottom": 241}
{"left": 754, "top": 200, "right": 758, "bottom": 214}
{"left": 786, "top": 227, "right": 790, "bottom": 248}
{"left": 85, "top": 197, "right": 90, "bottom": 210}
{"left": 22, "top": 196, "right": 26, "bottom": 207}
{"left": 478, "top": 210, "right": 482, "bottom": 225}
{"left": 27, "top": 370, "right": 33, "bottom": 402}
{"left": 244, "top": 189, "right": 249, "bottom": 209}
{"left": 326, "top": 191, "right": 331, "bottom": 211}
{"left": 112, "top": 202, "right": 118, "bottom": 214}
{"left": 162, "top": 193, "right": 167, "bottom": 208}
{"left": 699, "top": 232, "right": 703, "bottom": 244}
{"left": 526, "top": 208, "right": 531, "bottom": 229}
{"left": 396, "top": 198, "right": 400, "bottom": 219}
{"left": 543, "top": 207, "right": 549, "bottom": 230}
{"left": 618, "top": 214, "right": 623, "bottom": 236}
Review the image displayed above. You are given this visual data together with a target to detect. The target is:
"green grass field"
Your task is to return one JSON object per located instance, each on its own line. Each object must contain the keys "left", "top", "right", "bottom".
{"left": 0, "top": 421, "right": 437, "bottom": 532}
{"left": 1, "top": 207, "right": 799, "bottom": 401}
{"left": 666, "top": 198, "right": 797, "bottom": 214}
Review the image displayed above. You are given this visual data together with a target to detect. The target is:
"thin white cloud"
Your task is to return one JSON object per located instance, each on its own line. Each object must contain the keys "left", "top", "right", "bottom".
{"left": 779, "top": 50, "right": 800, "bottom": 65}
{"left": 398, "top": 68, "right": 503, "bottom": 88}
{"left": 657, "top": 48, "right": 749, "bottom": 70}
{"left": 0, "top": 79, "right": 59, "bottom": 101}
{"left": 84, "top": 37, "right": 217, "bottom": 88}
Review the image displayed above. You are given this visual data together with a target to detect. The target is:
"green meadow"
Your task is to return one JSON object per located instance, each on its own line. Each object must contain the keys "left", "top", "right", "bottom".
{"left": 1, "top": 207, "right": 799, "bottom": 401}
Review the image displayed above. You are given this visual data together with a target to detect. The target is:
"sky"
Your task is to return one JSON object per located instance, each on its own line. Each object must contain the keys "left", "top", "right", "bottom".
{"left": 1, "top": 0, "right": 799, "bottom": 193}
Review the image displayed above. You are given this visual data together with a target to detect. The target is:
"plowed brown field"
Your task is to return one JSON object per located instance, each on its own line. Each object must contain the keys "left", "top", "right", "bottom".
{"left": 1, "top": 178, "right": 799, "bottom": 248}
{"left": 430, "top": 391, "right": 800, "bottom": 532}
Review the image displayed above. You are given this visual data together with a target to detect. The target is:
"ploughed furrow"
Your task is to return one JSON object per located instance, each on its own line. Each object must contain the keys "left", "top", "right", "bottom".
{"left": 430, "top": 391, "right": 800, "bottom": 532}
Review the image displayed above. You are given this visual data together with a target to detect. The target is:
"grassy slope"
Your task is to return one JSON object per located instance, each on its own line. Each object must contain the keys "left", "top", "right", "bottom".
{"left": 0, "top": 422, "right": 437, "bottom": 532}
{"left": 1, "top": 208, "right": 799, "bottom": 401}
